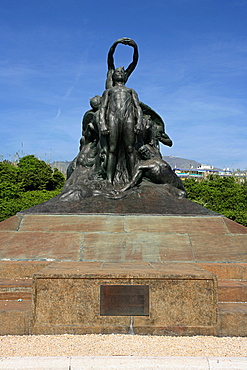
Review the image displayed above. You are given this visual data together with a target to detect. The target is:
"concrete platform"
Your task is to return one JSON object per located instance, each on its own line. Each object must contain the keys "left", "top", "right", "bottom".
{"left": 0, "top": 356, "right": 247, "bottom": 369}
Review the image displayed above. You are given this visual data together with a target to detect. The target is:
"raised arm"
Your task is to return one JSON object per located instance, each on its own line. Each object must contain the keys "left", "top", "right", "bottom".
{"left": 123, "top": 38, "right": 138, "bottom": 81}
{"left": 106, "top": 39, "right": 122, "bottom": 89}
{"left": 106, "top": 38, "right": 139, "bottom": 88}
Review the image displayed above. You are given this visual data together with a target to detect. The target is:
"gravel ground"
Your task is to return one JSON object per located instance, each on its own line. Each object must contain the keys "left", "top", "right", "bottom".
{"left": 0, "top": 335, "right": 246, "bottom": 357}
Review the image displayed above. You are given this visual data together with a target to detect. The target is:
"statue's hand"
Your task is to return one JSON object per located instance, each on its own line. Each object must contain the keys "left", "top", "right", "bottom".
{"left": 134, "top": 124, "right": 142, "bottom": 134}
{"left": 100, "top": 125, "right": 109, "bottom": 135}
{"left": 117, "top": 37, "right": 136, "bottom": 47}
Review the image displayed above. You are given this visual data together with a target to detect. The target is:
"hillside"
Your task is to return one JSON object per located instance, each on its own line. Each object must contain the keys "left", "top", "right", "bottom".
{"left": 162, "top": 156, "right": 201, "bottom": 169}
{"left": 50, "top": 157, "right": 202, "bottom": 175}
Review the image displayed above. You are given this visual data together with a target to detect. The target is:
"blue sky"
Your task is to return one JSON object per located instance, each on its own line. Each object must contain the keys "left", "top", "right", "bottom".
{"left": 1, "top": 0, "right": 247, "bottom": 170}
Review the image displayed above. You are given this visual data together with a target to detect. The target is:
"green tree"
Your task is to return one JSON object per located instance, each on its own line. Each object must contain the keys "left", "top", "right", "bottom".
{"left": 0, "top": 155, "right": 65, "bottom": 221}
{"left": 184, "top": 176, "right": 247, "bottom": 226}
{"left": 52, "top": 167, "right": 66, "bottom": 189}
{"left": 0, "top": 161, "right": 19, "bottom": 184}
{"left": 17, "top": 155, "right": 54, "bottom": 191}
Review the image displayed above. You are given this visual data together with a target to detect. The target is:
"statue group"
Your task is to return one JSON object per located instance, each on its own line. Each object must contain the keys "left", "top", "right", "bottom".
{"left": 61, "top": 38, "right": 186, "bottom": 200}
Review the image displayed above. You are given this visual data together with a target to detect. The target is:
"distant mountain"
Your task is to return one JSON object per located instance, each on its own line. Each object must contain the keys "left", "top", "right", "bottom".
{"left": 51, "top": 157, "right": 202, "bottom": 176}
{"left": 162, "top": 156, "right": 201, "bottom": 170}
{"left": 50, "top": 161, "right": 71, "bottom": 175}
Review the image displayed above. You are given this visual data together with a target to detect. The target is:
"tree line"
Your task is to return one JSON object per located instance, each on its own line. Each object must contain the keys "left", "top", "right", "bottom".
{"left": 183, "top": 176, "right": 247, "bottom": 226}
{"left": 0, "top": 156, "right": 246, "bottom": 227}
{"left": 0, "top": 155, "right": 65, "bottom": 221}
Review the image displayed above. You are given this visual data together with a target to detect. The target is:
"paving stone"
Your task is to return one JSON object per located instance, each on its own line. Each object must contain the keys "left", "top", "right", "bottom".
{"left": 82, "top": 232, "right": 193, "bottom": 262}
{"left": 0, "top": 215, "right": 23, "bottom": 231}
{"left": 191, "top": 234, "right": 247, "bottom": 263}
{"left": 0, "top": 300, "right": 31, "bottom": 335}
{"left": 125, "top": 215, "right": 227, "bottom": 234}
{"left": 0, "top": 261, "right": 51, "bottom": 279}
{"left": 218, "top": 302, "right": 247, "bottom": 337}
{"left": 20, "top": 214, "right": 124, "bottom": 233}
{"left": 196, "top": 263, "right": 244, "bottom": 280}
{"left": 223, "top": 217, "right": 247, "bottom": 234}
{"left": 218, "top": 280, "right": 247, "bottom": 302}
{"left": 0, "top": 231, "right": 82, "bottom": 261}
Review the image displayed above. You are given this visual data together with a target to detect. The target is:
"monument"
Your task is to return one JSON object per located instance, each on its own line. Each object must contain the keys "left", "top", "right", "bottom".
{"left": 61, "top": 37, "right": 186, "bottom": 203}
{"left": 0, "top": 38, "right": 246, "bottom": 336}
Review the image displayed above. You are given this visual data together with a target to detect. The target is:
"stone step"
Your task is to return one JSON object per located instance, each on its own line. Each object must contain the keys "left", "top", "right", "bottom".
{"left": 0, "top": 293, "right": 247, "bottom": 337}
{"left": 0, "top": 291, "right": 32, "bottom": 300}
{"left": 218, "top": 302, "right": 247, "bottom": 337}
{"left": 0, "top": 278, "right": 32, "bottom": 301}
{"left": 0, "top": 300, "right": 31, "bottom": 335}
{"left": 0, "top": 278, "right": 33, "bottom": 289}
{"left": 218, "top": 280, "right": 247, "bottom": 302}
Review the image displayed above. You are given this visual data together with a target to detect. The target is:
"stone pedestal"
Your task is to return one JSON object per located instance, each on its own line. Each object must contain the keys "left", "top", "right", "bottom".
{"left": 31, "top": 262, "right": 218, "bottom": 336}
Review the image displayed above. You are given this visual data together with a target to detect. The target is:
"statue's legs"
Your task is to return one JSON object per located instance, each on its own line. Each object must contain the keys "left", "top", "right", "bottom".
{"left": 107, "top": 115, "right": 119, "bottom": 183}
{"left": 123, "top": 117, "right": 136, "bottom": 180}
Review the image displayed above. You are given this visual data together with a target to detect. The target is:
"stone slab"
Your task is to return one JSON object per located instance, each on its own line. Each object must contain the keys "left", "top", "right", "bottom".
{"left": 196, "top": 263, "right": 246, "bottom": 280}
{"left": 0, "top": 231, "right": 82, "bottom": 261}
{"left": 82, "top": 232, "right": 193, "bottom": 262}
{"left": 31, "top": 262, "right": 217, "bottom": 336}
{"left": 20, "top": 214, "right": 125, "bottom": 233}
{"left": 218, "top": 302, "right": 247, "bottom": 337}
{"left": 191, "top": 234, "right": 247, "bottom": 263}
{"left": 124, "top": 215, "right": 228, "bottom": 234}
{"left": 1, "top": 214, "right": 247, "bottom": 264}
{"left": 0, "top": 215, "right": 22, "bottom": 231}
{"left": 0, "top": 261, "right": 51, "bottom": 279}
{"left": 243, "top": 265, "right": 247, "bottom": 280}
{"left": 223, "top": 217, "right": 247, "bottom": 234}
{"left": 0, "top": 300, "right": 31, "bottom": 335}
{"left": 218, "top": 280, "right": 247, "bottom": 302}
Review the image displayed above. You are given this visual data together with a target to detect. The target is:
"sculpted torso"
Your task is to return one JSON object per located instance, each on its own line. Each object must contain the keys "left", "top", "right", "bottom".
{"left": 107, "top": 85, "right": 135, "bottom": 120}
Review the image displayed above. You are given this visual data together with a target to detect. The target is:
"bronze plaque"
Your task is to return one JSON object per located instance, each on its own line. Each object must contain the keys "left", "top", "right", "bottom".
{"left": 100, "top": 285, "right": 149, "bottom": 316}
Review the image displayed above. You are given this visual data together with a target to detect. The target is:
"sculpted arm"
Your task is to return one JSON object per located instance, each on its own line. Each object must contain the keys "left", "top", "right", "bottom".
{"left": 120, "top": 160, "right": 153, "bottom": 192}
{"left": 106, "top": 41, "right": 118, "bottom": 89}
{"left": 106, "top": 38, "right": 125, "bottom": 89}
{"left": 124, "top": 38, "right": 138, "bottom": 81}
{"left": 121, "top": 166, "right": 143, "bottom": 192}
{"left": 106, "top": 38, "right": 138, "bottom": 88}
{"left": 99, "top": 90, "right": 109, "bottom": 135}
{"left": 131, "top": 89, "right": 143, "bottom": 133}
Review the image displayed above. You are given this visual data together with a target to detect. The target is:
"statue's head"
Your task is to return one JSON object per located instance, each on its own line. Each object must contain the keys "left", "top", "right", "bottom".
{"left": 138, "top": 145, "right": 155, "bottom": 160}
{"left": 90, "top": 95, "right": 101, "bottom": 110}
{"left": 112, "top": 67, "right": 126, "bottom": 83}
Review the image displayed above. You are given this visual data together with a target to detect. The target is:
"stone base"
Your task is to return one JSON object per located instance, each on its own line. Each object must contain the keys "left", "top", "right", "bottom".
{"left": 31, "top": 262, "right": 218, "bottom": 336}
{"left": 1, "top": 214, "right": 247, "bottom": 263}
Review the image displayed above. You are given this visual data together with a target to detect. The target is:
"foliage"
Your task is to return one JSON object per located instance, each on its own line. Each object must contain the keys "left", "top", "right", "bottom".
{"left": 17, "top": 155, "right": 63, "bottom": 191}
{"left": 184, "top": 175, "right": 247, "bottom": 226}
{"left": 0, "top": 161, "right": 19, "bottom": 184}
{"left": 0, "top": 189, "right": 62, "bottom": 222}
{"left": 0, "top": 155, "right": 65, "bottom": 221}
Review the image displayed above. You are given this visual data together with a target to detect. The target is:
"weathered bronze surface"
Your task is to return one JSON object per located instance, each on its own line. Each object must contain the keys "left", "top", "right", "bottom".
{"left": 19, "top": 38, "right": 218, "bottom": 215}
{"left": 100, "top": 285, "right": 149, "bottom": 316}
{"left": 54, "top": 38, "right": 186, "bottom": 202}
{"left": 19, "top": 183, "right": 217, "bottom": 215}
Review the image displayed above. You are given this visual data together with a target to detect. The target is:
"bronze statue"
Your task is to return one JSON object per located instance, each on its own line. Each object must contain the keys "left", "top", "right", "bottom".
{"left": 61, "top": 38, "right": 186, "bottom": 200}
{"left": 99, "top": 66, "right": 143, "bottom": 183}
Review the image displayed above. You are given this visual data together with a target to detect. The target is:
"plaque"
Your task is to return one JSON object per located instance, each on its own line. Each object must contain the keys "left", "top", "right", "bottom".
{"left": 100, "top": 285, "right": 149, "bottom": 316}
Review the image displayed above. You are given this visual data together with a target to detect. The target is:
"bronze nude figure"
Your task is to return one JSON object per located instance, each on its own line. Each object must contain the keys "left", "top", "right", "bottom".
{"left": 61, "top": 37, "right": 186, "bottom": 200}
